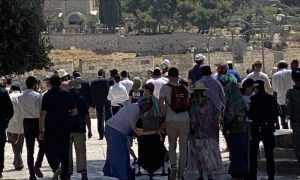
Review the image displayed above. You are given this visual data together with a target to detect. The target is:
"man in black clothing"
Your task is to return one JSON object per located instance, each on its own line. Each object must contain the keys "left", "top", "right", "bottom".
{"left": 39, "top": 75, "right": 77, "bottom": 180}
{"left": 0, "top": 84, "right": 14, "bottom": 178}
{"left": 73, "top": 71, "right": 91, "bottom": 107}
{"left": 90, "top": 69, "right": 110, "bottom": 140}
{"left": 248, "top": 80, "right": 278, "bottom": 180}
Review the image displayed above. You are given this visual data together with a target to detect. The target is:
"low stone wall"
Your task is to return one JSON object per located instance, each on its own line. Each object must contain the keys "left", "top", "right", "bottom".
{"left": 25, "top": 48, "right": 300, "bottom": 82}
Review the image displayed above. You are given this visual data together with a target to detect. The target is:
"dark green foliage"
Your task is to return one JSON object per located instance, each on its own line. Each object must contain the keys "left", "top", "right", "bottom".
{"left": 0, "top": 0, "right": 52, "bottom": 76}
{"left": 100, "top": 0, "right": 122, "bottom": 31}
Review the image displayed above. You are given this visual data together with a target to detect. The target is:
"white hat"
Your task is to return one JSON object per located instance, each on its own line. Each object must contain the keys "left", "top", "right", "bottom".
{"left": 163, "top": 59, "right": 170, "bottom": 66}
{"left": 226, "top": 60, "right": 233, "bottom": 64}
{"left": 58, "top": 69, "right": 69, "bottom": 78}
{"left": 194, "top": 53, "right": 205, "bottom": 61}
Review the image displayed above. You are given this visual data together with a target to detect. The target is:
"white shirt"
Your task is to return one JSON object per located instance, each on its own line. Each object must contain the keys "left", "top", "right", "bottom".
{"left": 120, "top": 78, "right": 133, "bottom": 94}
{"left": 272, "top": 68, "right": 294, "bottom": 105}
{"left": 146, "top": 77, "right": 168, "bottom": 99}
{"left": 7, "top": 91, "right": 24, "bottom": 134}
{"left": 19, "top": 89, "right": 42, "bottom": 119}
{"left": 107, "top": 83, "right": 129, "bottom": 106}
{"left": 106, "top": 103, "right": 140, "bottom": 135}
{"left": 246, "top": 71, "right": 272, "bottom": 90}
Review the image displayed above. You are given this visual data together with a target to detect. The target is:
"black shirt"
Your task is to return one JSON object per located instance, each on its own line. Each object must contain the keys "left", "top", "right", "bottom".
{"left": 129, "top": 89, "right": 144, "bottom": 103}
{"left": 42, "top": 87, "right": 75, "bottom": 134}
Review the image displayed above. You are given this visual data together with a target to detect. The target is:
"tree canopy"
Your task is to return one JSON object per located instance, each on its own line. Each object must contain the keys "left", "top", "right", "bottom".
{"left": 0, "top": 0, "right": 52, "bottom": 76}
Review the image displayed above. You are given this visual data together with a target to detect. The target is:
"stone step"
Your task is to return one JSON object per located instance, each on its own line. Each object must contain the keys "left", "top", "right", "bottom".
{"left": 260, "top": 147, "right": 296, "bottom": 159}
{"left": 258, "top": 158, "right": 300, "bottom": 175}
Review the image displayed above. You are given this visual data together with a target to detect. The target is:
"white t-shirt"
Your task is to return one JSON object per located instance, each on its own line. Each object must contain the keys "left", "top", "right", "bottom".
{"left": 246, "top": 71, "right": 271, "bottom": 90}
{"left": 272, "top": 69, "right": 294, "bottom": 105}
{"left": 146, "top": 77, "right": 167, "bottom": 99}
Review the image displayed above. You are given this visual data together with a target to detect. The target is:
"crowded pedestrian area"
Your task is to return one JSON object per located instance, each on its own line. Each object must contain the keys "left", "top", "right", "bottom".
{"left": 0, "top": 54, "right": 300, "bottom": 180}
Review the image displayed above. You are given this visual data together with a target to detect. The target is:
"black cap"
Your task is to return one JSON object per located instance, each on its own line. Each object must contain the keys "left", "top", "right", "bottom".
{"left": 201, "top": 65, "right": 212, "bottom": 76}
{"left": 110, "top": 69, "right": 118, "bottom": 76}
{"left": 242, "top": 79, "right": 254, "bottom": 89}
{"left": 253, "top": 80, "right": 265, "bottom": 89}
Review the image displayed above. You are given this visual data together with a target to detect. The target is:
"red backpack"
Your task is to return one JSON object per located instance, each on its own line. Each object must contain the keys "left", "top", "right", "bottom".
{"left": 167, "top": 84, "right": 190, "bottom": 113}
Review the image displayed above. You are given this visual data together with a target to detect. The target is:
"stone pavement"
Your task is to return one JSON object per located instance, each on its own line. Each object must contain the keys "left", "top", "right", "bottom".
{"left": 2, "top": 118, "right": 300, "bottom": 180}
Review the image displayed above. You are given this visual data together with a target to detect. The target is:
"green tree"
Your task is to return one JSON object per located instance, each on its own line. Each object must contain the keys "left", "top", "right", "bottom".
{"left": 100, "top": 0, "right": 122, "bottom": 32}
{"left": 0, "top": 0, "right": 52, "bottom": 76}
{"left": 187, "top": 0, "right": 232, "bottom": 33}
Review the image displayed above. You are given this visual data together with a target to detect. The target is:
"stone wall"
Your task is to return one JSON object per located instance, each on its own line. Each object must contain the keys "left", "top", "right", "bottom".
{"left": 48, "top": 33, "right": 235, "bottom": 55}
{"left": 28, "top": 48, "right": 300, "bottom": 82}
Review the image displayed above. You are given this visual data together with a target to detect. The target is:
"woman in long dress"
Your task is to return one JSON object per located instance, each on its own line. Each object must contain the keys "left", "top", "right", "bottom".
{"left": 189, "top": 82, "right": 222, "bottom": 180}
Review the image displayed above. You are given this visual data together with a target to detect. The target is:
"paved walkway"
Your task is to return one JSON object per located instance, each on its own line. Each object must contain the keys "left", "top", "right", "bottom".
{"left": 2, "top": 118, "right": 300, "bottom": 180}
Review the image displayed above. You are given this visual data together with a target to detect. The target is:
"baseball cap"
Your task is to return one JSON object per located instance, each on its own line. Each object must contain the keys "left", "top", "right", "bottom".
{"left": 11, "top": 81, "right": 21, "bottom": 89}
{"left": 163, "top": 59, "right": 170, "bottom": 66}
{"left": 194, "top": 53, "right": 205, "bottom": 61}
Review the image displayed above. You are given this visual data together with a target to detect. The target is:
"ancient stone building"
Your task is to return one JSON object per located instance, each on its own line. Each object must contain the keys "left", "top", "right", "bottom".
{"left": 43, "top": 0, "right": 98, "bottom": 28}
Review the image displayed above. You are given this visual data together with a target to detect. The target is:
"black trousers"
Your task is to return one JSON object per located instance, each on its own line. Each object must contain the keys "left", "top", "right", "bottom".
{"left": 96, "top": 103, "right": 112, "bottom": 137}
{"left": 0, "top": 129, "right": 6, "bottom": 173}
{"left": 23, "top": 118, "right": 45, "bottom": 176}
{"left": 111, "top": 106, "right": 120, "bottom": 116}
{"left": 45, "top": 131, "right": 70, "bottom": 180}
{"left": 249, "top": 129, "right": 275, "bottom": 180}
{"left": 279, "top": 105, "right": 289, "bottom": 129}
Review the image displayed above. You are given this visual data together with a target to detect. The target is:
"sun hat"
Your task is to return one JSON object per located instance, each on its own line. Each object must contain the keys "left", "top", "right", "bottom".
{"left": 58, "top": 69, "right": 69, "bottom": 78}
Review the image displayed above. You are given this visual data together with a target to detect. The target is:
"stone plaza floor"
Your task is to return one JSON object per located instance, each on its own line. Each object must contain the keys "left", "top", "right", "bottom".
{"left": 2, "top": 118, "right": 300, "bottom": 180}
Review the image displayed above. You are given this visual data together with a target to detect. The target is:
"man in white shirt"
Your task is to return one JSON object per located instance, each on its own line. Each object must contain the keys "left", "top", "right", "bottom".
{"left": 19, "top": 76, "right": 44, "bottom": 180}
{"left": 246, "top": 61, "right": 272, "bottom": 93}
{"left": 7, "top": 81, "right": 24, "bottom": 171}
{"left": 120, "top": 71, "right": 133, "bottom": 94}
{"left": 107, "top": 74, "right": 129, "bottom": 115}
{"left": 272, "top": 60, "right": 293, "bottom": 129}
{"left": 146, "top": 68, "right": 167, "bottom": 99}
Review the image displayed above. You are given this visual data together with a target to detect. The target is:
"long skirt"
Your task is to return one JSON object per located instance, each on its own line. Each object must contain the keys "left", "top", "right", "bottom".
{"left": 190, "top": 138, "right": 222, "bottom": 172}
{"left": 103, "top": 126, "right": 135, "bottom": 180}
{"left": 228, "top": 132, "right": 248, "bottom": 178}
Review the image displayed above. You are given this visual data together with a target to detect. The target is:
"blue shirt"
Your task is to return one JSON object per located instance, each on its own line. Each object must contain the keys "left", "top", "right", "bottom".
{"left": 228, "top": 69, "right": 241, "bottom": 82}
{"left": 69, "top": 93, "right": 89, "bottom": 133}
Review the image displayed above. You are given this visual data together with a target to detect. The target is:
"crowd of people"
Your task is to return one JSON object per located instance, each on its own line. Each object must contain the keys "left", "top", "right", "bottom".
{"left": 0, "top": 54, "right": 299, "bottom": 180}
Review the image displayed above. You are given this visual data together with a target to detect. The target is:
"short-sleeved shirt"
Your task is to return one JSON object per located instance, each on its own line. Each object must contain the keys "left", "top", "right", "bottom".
{"left": 188, "top": 64, "right": 202, "bottom": 84}
{"left": 129, "top": 89, "right": 144, "bottom": 103}
{"left": 42, "top": 87, "right": 75, "bottom": 134}
{"left": 159, "top": 84, "right": 190, "bottom": 122}
{"left": 246, "top": 71, "right": 271, "bottom": 90}
{"left": 106, "top": 103, "right": 140, "bottom": 135}
{"left": 69, "top": 94, "right": 89, "bottom": 133}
